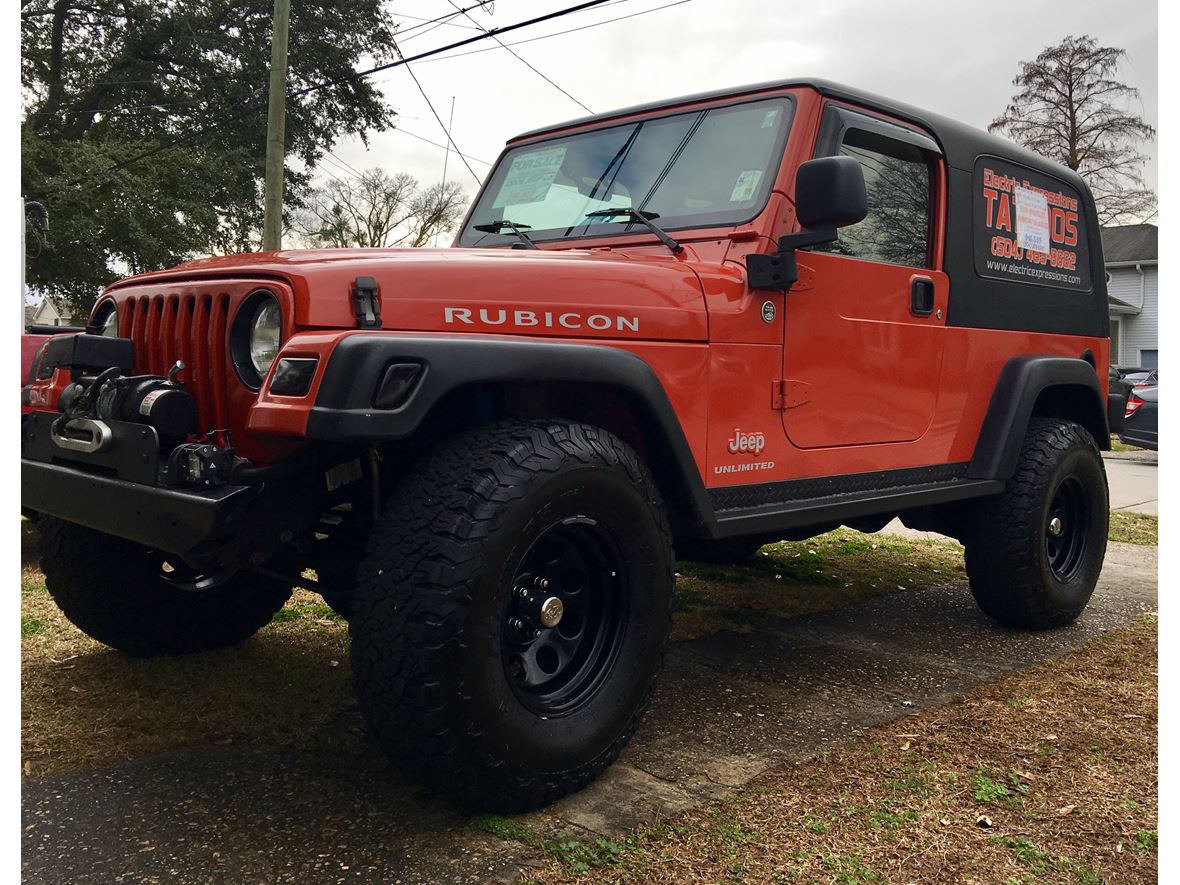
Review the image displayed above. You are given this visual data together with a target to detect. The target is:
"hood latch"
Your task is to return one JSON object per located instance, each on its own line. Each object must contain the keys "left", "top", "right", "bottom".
{"left": 351, "top": 276, "right": 383, "bottom": 329}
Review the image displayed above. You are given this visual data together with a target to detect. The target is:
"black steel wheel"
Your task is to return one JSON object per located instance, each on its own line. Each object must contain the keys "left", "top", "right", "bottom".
{"left": 1044, "top": 475, "right": 1091, "bottom": 582}
{"left": 350, "top": 420, "right": 674, "bottom": 811}
{"left": 965, "top": 418, "right": 1108, "bottom": 629}
{"left": 502, "top": 521, "right": 628, "bottom": 715}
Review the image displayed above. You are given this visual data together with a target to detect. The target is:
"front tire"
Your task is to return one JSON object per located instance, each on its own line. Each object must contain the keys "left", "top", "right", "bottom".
{"left": 964, "top": 418, "right": 1108, "bottom": 629}
{"left": 37, "top": 518, "right": 293, "bottom": 656}
{"left": 349, "top": 420, "right": 674, "bottom": 811}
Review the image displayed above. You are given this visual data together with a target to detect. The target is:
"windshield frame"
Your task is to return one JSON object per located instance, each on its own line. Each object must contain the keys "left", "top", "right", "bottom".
{"left": 457, "top": 93, "right": 797, "bottom": 250}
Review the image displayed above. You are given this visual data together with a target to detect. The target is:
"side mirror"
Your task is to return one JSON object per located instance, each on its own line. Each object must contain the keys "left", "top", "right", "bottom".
{"left": 746, "top": 155, "right": 868, "bottom": 291}
{"left": 795, "top": 155, "right": 868, "bottom": 229}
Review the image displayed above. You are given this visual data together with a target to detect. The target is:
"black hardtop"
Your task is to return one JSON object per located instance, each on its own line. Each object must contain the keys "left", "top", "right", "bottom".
{"left": 511, "top": 76, "right": 1107, "bottom": 340}
{"left": 512, "top": 77, "right": 1090, "bottom": 194}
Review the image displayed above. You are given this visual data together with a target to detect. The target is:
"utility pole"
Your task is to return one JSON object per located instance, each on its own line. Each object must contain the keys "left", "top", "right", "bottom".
{"left": 262, "top": 0, "right": 291, "bottom": 251}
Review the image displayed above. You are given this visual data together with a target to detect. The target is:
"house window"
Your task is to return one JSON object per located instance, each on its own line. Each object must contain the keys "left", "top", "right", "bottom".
{"left": 1109, "top": 317, "right": 1121, "bottom": 366}
{"left": 1139, "top": 349, "right": 1157, "bottom": 370}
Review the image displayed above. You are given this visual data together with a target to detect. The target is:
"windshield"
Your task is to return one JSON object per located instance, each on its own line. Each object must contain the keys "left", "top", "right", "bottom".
{"left": 458, "top": 97, "right": 794, "bottom": 248}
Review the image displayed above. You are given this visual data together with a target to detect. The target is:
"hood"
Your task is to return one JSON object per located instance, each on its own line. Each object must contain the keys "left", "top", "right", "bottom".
{"left": 113, "top": 247, "right": 710, "bottom": 342}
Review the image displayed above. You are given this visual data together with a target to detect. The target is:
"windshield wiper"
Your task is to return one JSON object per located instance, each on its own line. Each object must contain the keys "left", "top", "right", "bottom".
{"left": 584, "top": 208, "right": 683, "bottom": 253}
{"left": 472, "top": 219, "right": 538, "bottom": 249}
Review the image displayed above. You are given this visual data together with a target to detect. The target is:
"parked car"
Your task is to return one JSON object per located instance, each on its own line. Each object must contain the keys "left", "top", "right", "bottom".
{"left": 1123, "top": 369, "right": 1158, "bottom": 389}
{"left": 1109, "top": 366, "right": 1133, "bottom": 402}
{"left": 1121, "top": 385, "right": 1158, "bottom": 451}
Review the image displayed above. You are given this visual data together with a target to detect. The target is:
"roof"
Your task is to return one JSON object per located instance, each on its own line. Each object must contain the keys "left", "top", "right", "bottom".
{"left": 1100, "top": 224, "right": 1157, "bottom": 264}
{"left": 510, "top": 77, "right": 1089, "bottom": 190}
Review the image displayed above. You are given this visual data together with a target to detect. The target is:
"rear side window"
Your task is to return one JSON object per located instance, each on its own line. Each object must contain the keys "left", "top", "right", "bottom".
{"left": 814, "top": 127, "right": 935, "bottom": 268}
{"left": 972, "top": 156, "right": 1091, "bottom": 292}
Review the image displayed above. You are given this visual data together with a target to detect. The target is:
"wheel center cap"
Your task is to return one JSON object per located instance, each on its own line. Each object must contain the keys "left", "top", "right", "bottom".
{"left": 1048, "top": 516, "right": 1064, "bottom": 536}
{"left": 539, "top": 596, "right": 564, "bottom": 628}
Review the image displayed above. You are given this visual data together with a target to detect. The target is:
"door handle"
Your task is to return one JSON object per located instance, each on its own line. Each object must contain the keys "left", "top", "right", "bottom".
{"left": 910, "top": 276, "right": 935, "bottom": 317}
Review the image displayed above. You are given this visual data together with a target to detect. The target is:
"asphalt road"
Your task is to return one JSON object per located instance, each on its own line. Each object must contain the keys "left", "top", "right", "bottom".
{"left": 22, "top": 541, "right": 1157, "bottom": 885}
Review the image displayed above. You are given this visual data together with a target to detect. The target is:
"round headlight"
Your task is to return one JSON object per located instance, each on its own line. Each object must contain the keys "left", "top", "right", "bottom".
{"left": 93, "top": 302, "right": 118, "bottom": 337}
{"left": 248, "top": 299, "right": 282, "bottom": 378}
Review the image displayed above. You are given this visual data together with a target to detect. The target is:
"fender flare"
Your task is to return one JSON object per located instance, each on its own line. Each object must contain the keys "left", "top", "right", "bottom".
{"left": 968, "top": 355, "right": 1110, "bottom": 481}
{"left": 305, "top": 333, "right": 714, "bottom": 528}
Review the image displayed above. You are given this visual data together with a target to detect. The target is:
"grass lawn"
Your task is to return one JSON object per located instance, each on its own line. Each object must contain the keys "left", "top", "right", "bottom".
{"left": 510, "top": 616, "right": 1159, "bottom": 884}
{"left": 1108, "top": 512, "right": 1158, "bottom": 545}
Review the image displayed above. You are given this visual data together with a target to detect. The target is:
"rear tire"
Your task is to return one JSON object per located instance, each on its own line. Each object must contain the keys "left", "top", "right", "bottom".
{"left": 964, "top": 418, "right": 1108, "bottom": 629}
{"left": 37, "top": 518, "right": 293, "bottom": 656}
{"left": 349, "top": 419, "right": 674, "bottom": 812}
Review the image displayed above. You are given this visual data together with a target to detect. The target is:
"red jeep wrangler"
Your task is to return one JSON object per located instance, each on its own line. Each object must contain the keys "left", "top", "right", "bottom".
{"left": 22, "top": 78, "right": 1123, "bottom": 811}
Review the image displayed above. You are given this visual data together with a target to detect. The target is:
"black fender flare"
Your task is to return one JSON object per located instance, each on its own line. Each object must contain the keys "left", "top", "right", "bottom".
{"left": 968, "top": 355, "right": 1110, "bottom": 481}
{"left": 305, "top": 333, "right": 714, "bottom": 529}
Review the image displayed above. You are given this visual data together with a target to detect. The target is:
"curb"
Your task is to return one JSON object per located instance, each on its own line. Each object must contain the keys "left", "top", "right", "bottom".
{"left": 1102, "top": 450, "right": 1157, "bottom": 463}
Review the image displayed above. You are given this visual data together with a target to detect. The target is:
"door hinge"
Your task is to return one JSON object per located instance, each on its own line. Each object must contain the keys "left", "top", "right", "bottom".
{"left": 351, "top": 276, "right": 383, "bottom": 329}
{"left": 772, "top": 379, "right": 811, "bottom": 410}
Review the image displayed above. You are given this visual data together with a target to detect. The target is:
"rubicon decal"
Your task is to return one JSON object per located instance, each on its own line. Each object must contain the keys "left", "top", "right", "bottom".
{"left": 444, "top": 307, "right": 640, "bottom": 333}
{"left": 727, "top": 428, "right": 766, "bottom": 455}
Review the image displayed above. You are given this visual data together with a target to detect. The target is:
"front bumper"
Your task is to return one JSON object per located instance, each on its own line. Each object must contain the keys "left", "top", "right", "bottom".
{"left": 22, "top": 458, "right": 259, "bottom": 563}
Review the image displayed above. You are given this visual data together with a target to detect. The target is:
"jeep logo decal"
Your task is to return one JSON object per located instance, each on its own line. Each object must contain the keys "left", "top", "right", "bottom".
{"left": 444, "top": 307, "right": 640, "bottom": 333}
{"left": 727, "top": 428, "right": 766, "bottom": 455}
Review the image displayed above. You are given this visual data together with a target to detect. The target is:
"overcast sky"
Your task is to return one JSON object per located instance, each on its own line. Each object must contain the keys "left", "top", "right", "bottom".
{"left": 325, "top": 0, "right": 1158, "bottom": 209}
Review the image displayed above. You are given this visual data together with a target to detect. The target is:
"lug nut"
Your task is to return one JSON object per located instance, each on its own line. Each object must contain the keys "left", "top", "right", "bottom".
{"left": 534, "top": 577, "right": 549, "bottom": 590}
{"left": 517, "top": 586, "right": 529, "bottom": 598}
{"left": 509, "top": 618, "right": 525, "bottom": 630}
{"left": 533, "top": 628, "right": 542, "bottom": 638}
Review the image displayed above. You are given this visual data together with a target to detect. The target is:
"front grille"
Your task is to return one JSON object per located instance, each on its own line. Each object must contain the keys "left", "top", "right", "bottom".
{"left": 124, "top": 291, "right": 231, "bottom": 439}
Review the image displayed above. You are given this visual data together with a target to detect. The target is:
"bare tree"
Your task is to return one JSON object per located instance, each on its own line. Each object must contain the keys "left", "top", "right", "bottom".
{"left": 293, "top": 168, "right": 468, "bottom": 248}
{"left": 989, "top": 35, "right": 1156, "bottom": 225}
{"left": 403, "top": 181, "right": 469, "bottom": 248}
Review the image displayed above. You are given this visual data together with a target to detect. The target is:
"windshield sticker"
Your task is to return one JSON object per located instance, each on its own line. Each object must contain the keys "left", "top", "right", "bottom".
{"left": 1014, "top": 186, "right": 1051, "bottom": 254}
{"left": 730, "top": 169, "right": 763, "bottom": 203}
{"left": 761, "top": 109, "right": 780, "bottom": 129}
{"left": 493, "top": 146, "right": 567, "bottom": 207}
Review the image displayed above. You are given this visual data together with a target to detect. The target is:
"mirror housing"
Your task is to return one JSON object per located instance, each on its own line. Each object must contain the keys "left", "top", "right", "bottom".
{"left": 746, "top": 156, "right": 868, "bottom": 291}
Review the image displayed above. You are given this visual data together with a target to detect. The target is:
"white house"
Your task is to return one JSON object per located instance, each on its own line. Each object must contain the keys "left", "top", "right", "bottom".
{"left": 24, "top": 297, "right": 76, "bottom": 328}
{"left": 1103, "top": 224, "right": 1158, "bottom": 370}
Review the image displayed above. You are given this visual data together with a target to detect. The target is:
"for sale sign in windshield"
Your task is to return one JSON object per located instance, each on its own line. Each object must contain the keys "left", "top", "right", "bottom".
{"left": 972, "top": 157, "right": 1091, "bottom": 292}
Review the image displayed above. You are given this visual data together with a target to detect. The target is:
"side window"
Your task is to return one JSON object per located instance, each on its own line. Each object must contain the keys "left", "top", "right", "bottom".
{"left": 815, "top": 127, "right": 935, "bottom": 268}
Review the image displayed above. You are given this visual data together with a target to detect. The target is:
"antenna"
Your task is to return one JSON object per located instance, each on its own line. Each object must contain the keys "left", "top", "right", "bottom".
{"left": 435, "top": 96, "right": 456, "bottom": 248}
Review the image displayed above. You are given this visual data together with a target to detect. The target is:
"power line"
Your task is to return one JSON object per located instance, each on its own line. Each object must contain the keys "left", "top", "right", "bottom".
{"left": 52, "top": 0, "right": 611, "bottom": 192}
{"left": 324, "top": 148, "right": 364, "bottom": 177}
{"left": 395, "top": 44, "right": 482, "bottom": 186}
{"left": 320, "top": 152, "right": 361, "bottom": 179}
{"left": 389, "top": 11, "right": 483, "bottom": 32}
{"left": 393, "top": 127, "right": 494, "bottom": 166}
{"left": 392, "top": 1, "right": 495, "bottom": 42}
{"left": 444, "top": 0, "right": 593, "bottom": 114}
{"left": 288, "top": 1, "right": 611, "bottom": 100}
{"left": 415, "top": 0, "right": 693, "bottom": 65}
